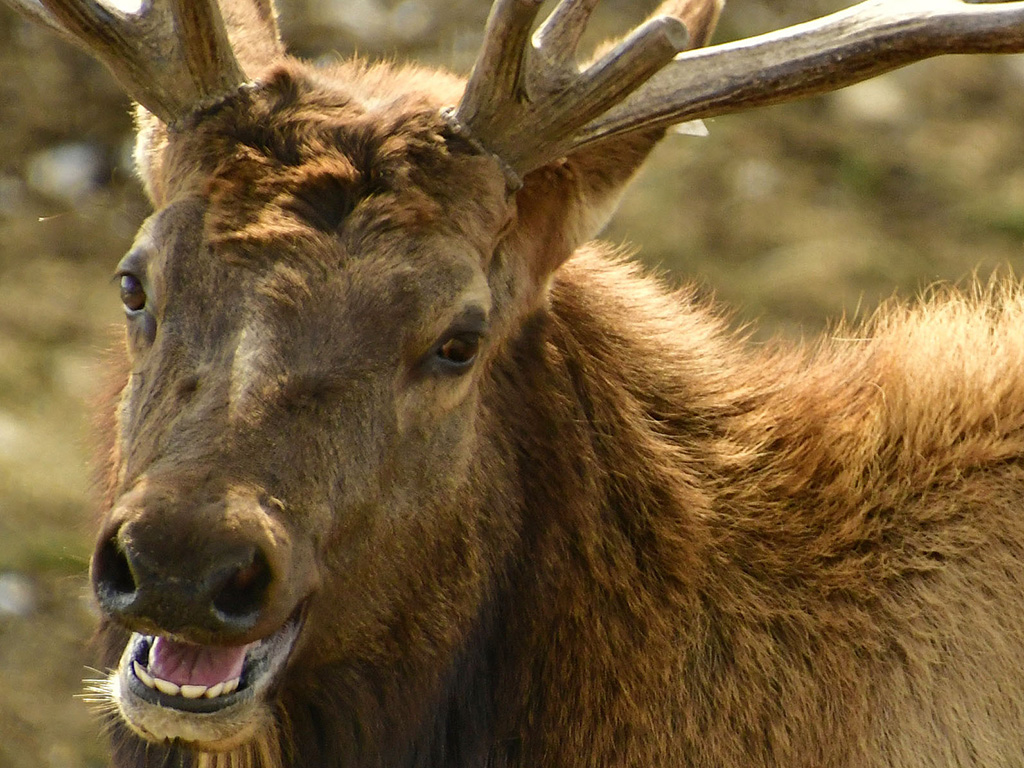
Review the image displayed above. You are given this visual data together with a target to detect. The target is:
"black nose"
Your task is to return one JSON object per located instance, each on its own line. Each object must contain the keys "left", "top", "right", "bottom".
{"left": 91, "top": 524, "right": 273, "bottom": 637}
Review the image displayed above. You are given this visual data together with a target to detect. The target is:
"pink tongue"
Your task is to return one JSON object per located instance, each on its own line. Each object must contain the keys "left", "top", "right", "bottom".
{"left": 148, "top": 636, "right": 251, "bottom": 688}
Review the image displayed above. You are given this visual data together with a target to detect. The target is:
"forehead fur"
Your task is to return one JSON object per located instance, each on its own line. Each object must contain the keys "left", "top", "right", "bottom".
{"left": 159, "top": 60, "right": 505, "bottom": 268}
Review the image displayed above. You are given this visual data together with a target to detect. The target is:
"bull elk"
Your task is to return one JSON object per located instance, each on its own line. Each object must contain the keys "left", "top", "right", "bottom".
{"left": 6, "top": 0, "right": 1024, "bottom": 765}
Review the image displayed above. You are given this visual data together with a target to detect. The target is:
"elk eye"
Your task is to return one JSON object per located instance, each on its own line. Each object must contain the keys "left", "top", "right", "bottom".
{"left": 436, "top": 334, "right": 480, "bottom": 369}
{"left": 425, "top": 307, "right": 488, "bottom": 376}
{"left": 119, "top": 274, "right": 146, "bottom": 312}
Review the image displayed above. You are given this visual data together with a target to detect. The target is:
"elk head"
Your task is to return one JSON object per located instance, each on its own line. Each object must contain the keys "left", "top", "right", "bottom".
{"left": 6, "top": 0, "right": 1024, "bottom": 760}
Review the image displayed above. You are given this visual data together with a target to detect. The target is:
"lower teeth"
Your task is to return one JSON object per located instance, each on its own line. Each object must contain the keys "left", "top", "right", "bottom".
{"left": 133, "top": 659, "right": 240, "bottom": 699}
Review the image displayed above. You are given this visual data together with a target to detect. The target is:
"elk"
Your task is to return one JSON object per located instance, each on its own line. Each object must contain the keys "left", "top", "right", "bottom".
{"left": 6, "top": 0, "right": 1024, "bottom": 765}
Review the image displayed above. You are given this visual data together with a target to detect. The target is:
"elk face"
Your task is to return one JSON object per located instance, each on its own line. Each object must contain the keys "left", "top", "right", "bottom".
{"left": 90, "top": 81, "right": 517, "bottom": 751}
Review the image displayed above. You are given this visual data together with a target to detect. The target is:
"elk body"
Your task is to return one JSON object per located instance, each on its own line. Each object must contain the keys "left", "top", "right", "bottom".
{"left": 8, "top": 0, "right": 1024, "bottom": 766}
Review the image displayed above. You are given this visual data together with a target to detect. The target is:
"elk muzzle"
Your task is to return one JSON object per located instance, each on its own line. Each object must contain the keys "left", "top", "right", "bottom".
{"left": 90, "top": 477, "right": 317, "bottom": 749}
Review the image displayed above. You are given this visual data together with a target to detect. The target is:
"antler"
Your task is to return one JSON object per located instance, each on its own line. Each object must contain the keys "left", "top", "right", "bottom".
{"left": 454, "top": 0, "right": 1024, "bottom": 178}
{"left": 453, "top": 0, "right": 698, "bottom": 179}
{"left": 3, "top": 0, "right": 248, "bottom": 125}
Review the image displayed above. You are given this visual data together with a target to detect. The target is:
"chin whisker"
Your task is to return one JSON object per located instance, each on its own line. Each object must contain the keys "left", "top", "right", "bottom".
{"left": 79, "top": 674, "right": 116, "bottom": 709}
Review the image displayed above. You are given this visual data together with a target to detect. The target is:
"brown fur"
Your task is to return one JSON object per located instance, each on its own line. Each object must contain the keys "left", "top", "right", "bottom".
{"left": 61, "top": 1, "right": 1024, "bottom": 767}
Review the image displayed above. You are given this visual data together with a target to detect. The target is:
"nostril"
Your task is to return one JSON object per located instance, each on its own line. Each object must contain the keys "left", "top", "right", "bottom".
{"left": 212, "top": 549, "right": 272, "bottom": 624}
{"left": 93, "top": 534, "right": 137, "bottom": 609}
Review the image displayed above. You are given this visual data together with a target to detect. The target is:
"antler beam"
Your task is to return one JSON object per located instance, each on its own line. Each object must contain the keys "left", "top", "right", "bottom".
{"left": 4, "top": 0, "right": 247, "bottom": 125}
{"left": 578, "top": 0, "right": 1024, "bottom": 151}
{"left": 455, "top": 0, "right": 1024, "bottom": 177}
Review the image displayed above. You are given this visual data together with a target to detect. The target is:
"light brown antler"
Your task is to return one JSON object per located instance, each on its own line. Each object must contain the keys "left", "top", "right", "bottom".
{"left": 453, "top": 0, "right": 700, "bottom": 179}
{"left": 4, "top": 0, "right": 248, "bottom": 125}
{"left": 454, "top": 0, "right": 1024, "bottom": 178}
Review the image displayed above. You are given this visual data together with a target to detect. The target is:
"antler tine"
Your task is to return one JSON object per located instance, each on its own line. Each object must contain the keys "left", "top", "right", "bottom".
{"left": 167, "top": 0, "right": 247, "bottom": 94}
{"left": 457, "top": 0, "right": 547, "bottom": 133}
{"left": 8, "top": 0, "right": 248, "bottom": 125}
{"left": 453, "top": 0, "right": 697, "bottom": 181}
{"left": 663, "top": 0, "right": 722, "bottom": 49}
{"left": 532, "top": 0, "right": 599, "bottom": 61}
{"left": 560, "top": 17, "right": 688, "bottom": 135}
{"left": 575, "top": 0, "right": 1024, "bottom": 154}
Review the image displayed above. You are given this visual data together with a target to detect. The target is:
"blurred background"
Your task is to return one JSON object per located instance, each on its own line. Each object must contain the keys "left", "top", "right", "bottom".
{"left": 1, "top": 0, "right": 1023, "bottom": 765}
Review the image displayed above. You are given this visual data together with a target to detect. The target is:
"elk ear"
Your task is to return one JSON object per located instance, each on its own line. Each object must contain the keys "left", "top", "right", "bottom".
{"left": 505, "top": 128, "right": 663, "bottom": 286}
{"left": 497, "top": 0, "right": 723, "bottom": 285}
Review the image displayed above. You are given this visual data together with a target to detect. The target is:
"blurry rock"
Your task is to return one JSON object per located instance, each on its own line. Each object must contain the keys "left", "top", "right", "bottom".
{"left": 671, "top": 120, "right": 709, "bottom": 138}
{"left": 0, "top": 410, "right": 28, "bottom": 460}
{"left": 107, "top": 0, "right": 142, "bottom": 11}
{"left": 733, "top": 159, "right": 780, "bottom": 201}
{"left": 0, "top": 175, "right": 27, "bottom": 217}
{"left": 390, "top": 0, "right": 433, "bottom": 44}
{"left": 1007, "top": 56, "right": 1024, "bottom": 87}
{"left": 0, "top": 572, "right": 36, "bottom": 617}
{"left": 46, "top": 743, "right": 85, "bottom": 768}
{"left": 830, "top": 76, "right": 910, "bottom": 126}
{"left": 298, "top": 0, "right": 436, "bottom": 49}
{"left": 308, "top": 0, "right": 389, "bottom": 45}
{"left": 26, "top": 142, "right": 105, "bottom": 205}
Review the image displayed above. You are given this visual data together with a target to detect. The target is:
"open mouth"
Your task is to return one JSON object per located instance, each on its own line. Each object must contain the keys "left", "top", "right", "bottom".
{"left": 110, "top": 612, "right": 302, "bottom": 746}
